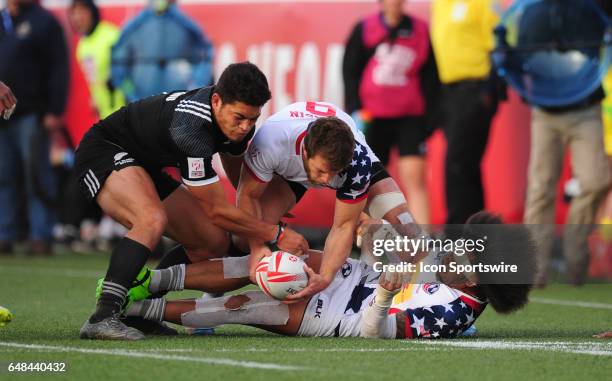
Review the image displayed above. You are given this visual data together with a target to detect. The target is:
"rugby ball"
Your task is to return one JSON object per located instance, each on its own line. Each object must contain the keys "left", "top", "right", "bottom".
{"left": 255, "top": 251, "right": 308, "bottom": 300}
{"left": 0, "top": 306, "right": 12, "bottom": 327}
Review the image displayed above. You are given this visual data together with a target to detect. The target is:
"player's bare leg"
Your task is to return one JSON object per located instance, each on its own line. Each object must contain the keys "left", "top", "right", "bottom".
{"left": 157, "top": 295, "right": 308, "bottom": 336}
{"left": 162, "top": 185, "right": 231, "bottom": 262}
{"left": 397, "top": 156, "right": 430, "bottom": 224}
{"left": 81, "top": 166, "right": 169, "bottom": 340}
{"left": 130, "top": 253, "right": 323, "bottom": 336}
{"left": 130, "top": 248, "right": 324, "bottom": 299}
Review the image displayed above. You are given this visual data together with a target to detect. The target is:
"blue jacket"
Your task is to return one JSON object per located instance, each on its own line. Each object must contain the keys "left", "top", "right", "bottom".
{"left": 0, "top": 4, "right": 69, "bottom": 119}
{"left": 111, "top": 5, "right": 214, "bottom": 102}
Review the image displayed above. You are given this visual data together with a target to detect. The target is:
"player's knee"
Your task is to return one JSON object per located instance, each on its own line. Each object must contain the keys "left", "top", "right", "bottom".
{"left": 137, "top": 208, "right": 168, "bottom": 237}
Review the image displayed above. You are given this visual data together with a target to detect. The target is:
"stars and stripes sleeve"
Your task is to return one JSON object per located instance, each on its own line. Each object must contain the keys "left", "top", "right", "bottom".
{"left": 398, "top": 296, "right": 485, "bottom": 339}
{"left": 336, "top": 142, "right": 372, "bottom": 203}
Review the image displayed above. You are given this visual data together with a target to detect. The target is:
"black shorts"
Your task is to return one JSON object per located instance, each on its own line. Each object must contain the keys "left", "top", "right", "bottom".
{"left": 365, "top": 116, "right": 428, "bottom": 165}
{"left": 370, "top": 161, "right": 390, "bottom": 186}
{"left": 284, "top": 178, "right": 308, "bottom": 203}
{"left": 74, "top": 127, "right": 180, "bottom": 202}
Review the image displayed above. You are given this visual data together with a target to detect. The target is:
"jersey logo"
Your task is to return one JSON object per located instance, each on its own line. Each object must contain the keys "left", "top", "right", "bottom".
{"left": 113, "top": 152, "right": 134, "bottom": 167}
{"left": 188, "top": 158, "right": 205, "bottom": 179}
{"left": 422, "top": 282, "right": 440, "bottom": 295}
{"left": 114, "top": 152, "right": 128, "bottom": 162}
{"left": 341, "top": 262, "right": 352, "bottom": 278}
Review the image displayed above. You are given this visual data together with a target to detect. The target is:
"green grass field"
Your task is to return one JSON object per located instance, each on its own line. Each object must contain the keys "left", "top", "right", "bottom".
{"left": 1, "top": 251, "right": 611, "bottom": 381}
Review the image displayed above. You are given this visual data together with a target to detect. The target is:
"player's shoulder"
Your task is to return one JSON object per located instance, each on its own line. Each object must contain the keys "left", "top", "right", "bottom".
{"left": 168, "top": 87, "right": 214, "bottom": 124}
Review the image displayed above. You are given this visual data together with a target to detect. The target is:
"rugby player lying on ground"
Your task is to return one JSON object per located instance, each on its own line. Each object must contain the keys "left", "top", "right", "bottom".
{"left": 123, "top": 212, "right": 536, "bottom": 339}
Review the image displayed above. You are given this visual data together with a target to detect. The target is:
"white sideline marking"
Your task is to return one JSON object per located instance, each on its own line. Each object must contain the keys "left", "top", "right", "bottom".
{"left": 530, "top": 297, "right": 612, "bottom": 310}
{"left": 0, "top": 342, "right": 304, "bottom": 371}
{"left": 145, "top": 347, "right": 439, "bottom": 353}
{"left": 0, "top": 265, "right": 100, "bottom": 279}
{"left": 413, "top": 340, "right": 612, "bottom": 357}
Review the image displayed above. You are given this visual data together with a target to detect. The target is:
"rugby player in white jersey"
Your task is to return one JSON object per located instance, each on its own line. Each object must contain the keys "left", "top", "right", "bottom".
{"left": 236, "top": 101, "right": 422, "bottom": 301}
{"left": 123, "top": 212, "right": 535, "bottom": 339}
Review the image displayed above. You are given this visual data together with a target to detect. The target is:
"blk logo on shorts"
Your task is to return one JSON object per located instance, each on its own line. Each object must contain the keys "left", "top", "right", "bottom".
{"left": 314, "top": 298, "right": 323, "bottom": 318}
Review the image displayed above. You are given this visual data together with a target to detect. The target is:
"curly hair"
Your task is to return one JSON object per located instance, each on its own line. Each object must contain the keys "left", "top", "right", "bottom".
{"left": 462, "top": 211, "right": 536, "bottom": 314}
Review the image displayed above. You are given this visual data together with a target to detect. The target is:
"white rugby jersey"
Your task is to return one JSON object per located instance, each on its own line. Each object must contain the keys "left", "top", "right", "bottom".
{"left": 297, "top": 254, "right": 487, "bottom": 339}
{"left": 243, "top": 101, "right": 380, "bottom": 203}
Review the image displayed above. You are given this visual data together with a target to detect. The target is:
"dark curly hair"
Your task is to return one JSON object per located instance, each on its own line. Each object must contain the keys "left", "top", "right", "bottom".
{"left": 304, "top": 117, "right": 355, "bottom": 172}
{"left": 462, "top": 211, "right": 536, "bottom": 314}
{"left": 214, "top": 62, "right": 271, "bottom": 107}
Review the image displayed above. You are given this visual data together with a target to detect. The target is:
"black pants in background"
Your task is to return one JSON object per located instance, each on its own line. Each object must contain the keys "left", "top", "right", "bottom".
{"left": 442, "top": 80, "right": 498, "bottom": 226}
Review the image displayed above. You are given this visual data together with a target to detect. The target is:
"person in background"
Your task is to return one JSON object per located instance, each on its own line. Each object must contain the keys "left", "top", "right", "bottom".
{"left": 519, "top": 0, "right": 611, "bottom": 287}
{"left": 68, "top": 0, "right": 124, "bottom": 120}
{"left": 66, "top": 0, "right": 126, "bottom": 252}
{"left": 342, "top": 0, "right": 440, "bottom": 224}
{"left": 0, "top": 0, "right": 69, "bottom": 255}
{"left": 111, "top": 0, "right": 213, "bottom": 102}
{"left": 430, "top": 0, "right": 505, "bottom": 228}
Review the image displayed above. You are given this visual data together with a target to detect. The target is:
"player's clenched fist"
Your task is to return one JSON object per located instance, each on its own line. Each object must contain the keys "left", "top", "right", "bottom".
{"left": 277, "top": 227, "right": 309, "bottom": 257}
{"left": 379, "top": 270, "right": 403, "bottom": 292}
{"left": 0, "top": 81, "right": 17, "bottom": 117}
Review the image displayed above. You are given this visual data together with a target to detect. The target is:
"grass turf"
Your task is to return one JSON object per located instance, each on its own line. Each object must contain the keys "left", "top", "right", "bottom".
{"left": 0, "top": 250, "right": 611, "bottom": 381}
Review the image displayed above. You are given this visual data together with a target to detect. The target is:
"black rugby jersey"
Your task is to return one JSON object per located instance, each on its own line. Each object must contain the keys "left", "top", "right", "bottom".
{"left": 94, "top": 86, "right": 253, "bottom": 186}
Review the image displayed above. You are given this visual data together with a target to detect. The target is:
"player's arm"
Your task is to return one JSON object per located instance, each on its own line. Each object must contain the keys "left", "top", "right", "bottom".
{"left": 287, "top": 197, "right": 366, "bottom": 300}
{"left": 186, "top": 181, "right": 308, "bottom": 257}
{"left": 236, "top": 164, "right": 275, "bottom": 280}
{"left": 187, "top": 181, "right": 279, "bottom": 240}
{"left": 361, "top": 270, "right": 403, "bottom": 339}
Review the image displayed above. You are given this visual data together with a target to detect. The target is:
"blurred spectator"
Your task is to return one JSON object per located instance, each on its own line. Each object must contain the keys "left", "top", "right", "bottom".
{"left": 68, "top": 0, "right": 124, "bottom": 119}
{"left": 0, "top": 0, "right": 69, "bottom": 255}
{"left": 430, "top": 0, "right": 504, "bottom": 226}
{"left": 519, "top": 0, "right": 611, "bottom": 286}
{"left": 66, "top": 0, "right": 126, "bottom": 252}
{"left": 342, "top": 0, "right": 440, "bottom": 224}
{"left": 111, "top": 0, "right": 213, "bottom": 102}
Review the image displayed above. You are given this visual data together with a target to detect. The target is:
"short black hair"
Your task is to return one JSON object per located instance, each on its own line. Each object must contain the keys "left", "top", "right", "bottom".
{"left": 463, "top": 211, "right": 536, "bottom": 314}
{"left": 70, "top": 0, "right": 100, "bottom": 33}
{"left": 214, "top": 62, "right": 271, "bottom": 107}
{"left": 304, "top": 117, "right": 355, "bottom": 172}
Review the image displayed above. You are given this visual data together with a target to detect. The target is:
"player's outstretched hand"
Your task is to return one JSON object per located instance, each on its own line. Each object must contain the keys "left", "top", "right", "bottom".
{"left": 278, "top": 227, "right": 309, "bottom": 256}
{"left": 594, "top": 331, "right": 612, "bottom": 339}
{"left": 248, "top": 245, "right": 273, "bottom": 284}
{"left": 285, "top": 265, "right": 330, "bottom": 302}
{"left": 379, "top": 269, "right": 403, "bottom": 292}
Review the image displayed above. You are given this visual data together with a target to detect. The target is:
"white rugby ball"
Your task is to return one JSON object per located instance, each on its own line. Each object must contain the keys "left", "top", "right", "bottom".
{"left": 255, "top": 251, "right": 308, "bottom": 300}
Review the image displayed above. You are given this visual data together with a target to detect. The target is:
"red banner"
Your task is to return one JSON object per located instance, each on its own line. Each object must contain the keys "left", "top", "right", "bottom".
{"left": 54, "top": 0, "right": 547, "bottom": 226}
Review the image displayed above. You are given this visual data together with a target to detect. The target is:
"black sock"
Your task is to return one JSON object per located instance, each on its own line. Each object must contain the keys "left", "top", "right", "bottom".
{"left": 156, "top": 244, "right": 191, "bottom": 270}
{"left": 90, "top": 237, "right": 152, "bottom": 323}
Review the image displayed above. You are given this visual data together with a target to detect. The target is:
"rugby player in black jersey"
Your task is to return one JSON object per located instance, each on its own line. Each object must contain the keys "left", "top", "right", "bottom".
{"left": 75, "top": 62, "right": 309, "bottom": 340}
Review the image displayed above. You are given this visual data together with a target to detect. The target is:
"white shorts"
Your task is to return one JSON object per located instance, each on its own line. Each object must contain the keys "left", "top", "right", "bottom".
{"left": 297, "top": 258, "right": 380, "bottom": 337}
